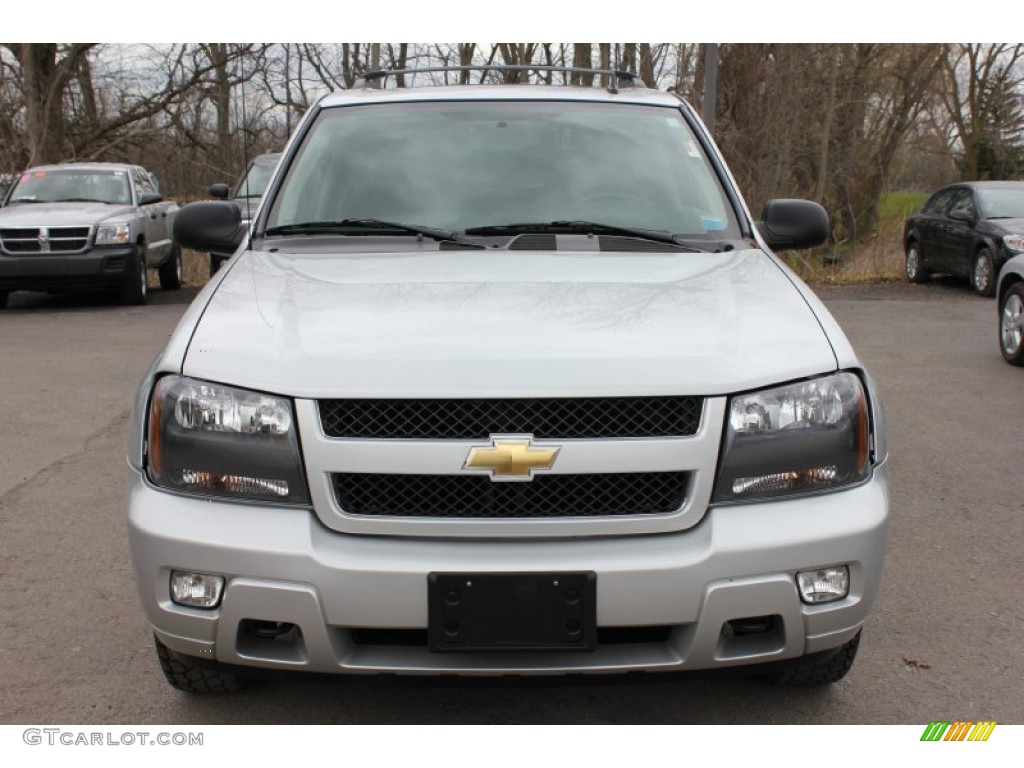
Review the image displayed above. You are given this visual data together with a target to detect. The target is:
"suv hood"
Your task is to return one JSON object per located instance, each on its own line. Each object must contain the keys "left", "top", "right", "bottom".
{"left": 183, "top": 248, "right": 838, "bottom": 398}
{"left": 0, "top": 202, "right": 135, "bottom": 226}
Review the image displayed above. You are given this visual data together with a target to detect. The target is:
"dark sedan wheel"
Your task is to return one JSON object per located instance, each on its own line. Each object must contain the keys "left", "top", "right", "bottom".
{"left": 905, "top": 243, "right": 929, "bottom": 284}
{"left": 1000, "top": 284, "right": 1024, "bottom": 366}
{"left": 972, "top": 248, "right": 997, "bottom": 297}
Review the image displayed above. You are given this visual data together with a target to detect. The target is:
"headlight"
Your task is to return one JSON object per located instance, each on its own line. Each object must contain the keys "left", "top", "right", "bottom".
{"left": 95, "top": 222, "right": 131, "bottom": 244}
{"left": 712, "top": 372, "right": 871, "bottom": 503}
{"left": 146, "top": 375, "right": 309, "bottom": 504}
{"left": 1003, "top": 234, "right": 1024, "bottom": 253}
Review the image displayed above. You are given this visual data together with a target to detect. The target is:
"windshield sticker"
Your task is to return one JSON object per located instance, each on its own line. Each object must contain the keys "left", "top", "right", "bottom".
{"left": 684, "top": 140, "right": 702, "bottom": 158}
{"left": 32, "top": 171, "right": 47, "bottom": 178}
{"left": 701, "top": 215, "right": 726, "bottom": 231}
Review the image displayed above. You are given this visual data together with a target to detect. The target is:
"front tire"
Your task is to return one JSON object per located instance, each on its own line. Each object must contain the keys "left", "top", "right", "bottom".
{"left": 972, "top": 248, "right": 996, "bottom": 297}
{"left": 158, "top": 244, "right": 183, "bottom": 290}
{"left": 1000, "top": 283, "right": 1024, "bottom": 366}
{"left": 118, "top": 250, "right": 147, "bottom": 306}
{"left": 754, "top": 630, "right": 861, "bottom": 687}
{"left": 154, "top": 635, "right": 249, "bottom": 694}
{"left": 905, "top": 243, "right": 929, "bottom": 284}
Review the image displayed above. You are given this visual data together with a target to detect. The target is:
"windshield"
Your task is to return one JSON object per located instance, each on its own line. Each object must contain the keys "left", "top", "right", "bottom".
{"left": 266, "top": 101, "right": 740, "bottom": 240}
{"left": 978, "top": 187, "right": 1024, "bottom": 219}
{"left": 8, "top": 168, "right": 131, "bottom": 205}
{"left": 233, "top": 157, "right": 279, "bottom": 199}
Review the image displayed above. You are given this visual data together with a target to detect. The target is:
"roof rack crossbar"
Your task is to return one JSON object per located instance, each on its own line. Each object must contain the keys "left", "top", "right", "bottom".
{"left": 354, "top": 65, "right": 646, "bottom": 94}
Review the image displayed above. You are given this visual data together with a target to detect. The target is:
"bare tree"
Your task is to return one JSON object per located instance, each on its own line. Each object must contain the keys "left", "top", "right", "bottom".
{"left": 943, "top": 43, "right": 1024, "bottom": 179}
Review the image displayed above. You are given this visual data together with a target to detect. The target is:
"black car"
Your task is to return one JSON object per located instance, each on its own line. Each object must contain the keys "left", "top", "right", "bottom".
{"left": 904, "top": 181, "right": 1024, "bottom": 296}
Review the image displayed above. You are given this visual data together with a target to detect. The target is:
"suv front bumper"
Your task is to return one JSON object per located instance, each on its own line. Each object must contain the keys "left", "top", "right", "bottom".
{"left": 128, "top": 463, "right": 888, "bottom": 676}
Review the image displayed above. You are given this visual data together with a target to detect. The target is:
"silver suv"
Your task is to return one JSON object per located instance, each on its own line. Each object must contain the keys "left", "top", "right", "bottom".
{"left": 129, "top": 67, "right": 888, "bottom": 692}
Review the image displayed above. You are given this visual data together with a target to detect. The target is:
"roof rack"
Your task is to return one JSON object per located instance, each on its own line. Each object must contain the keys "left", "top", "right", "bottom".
{"left": 354, "top": 65, "right": 646, "bottom": 94}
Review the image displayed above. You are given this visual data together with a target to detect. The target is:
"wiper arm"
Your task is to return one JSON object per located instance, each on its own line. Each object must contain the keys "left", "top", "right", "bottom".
{"left": 52, "top": 197, "right": 109, "bottom": 203}
{"left": 263, "top": 218, "right": 485, "bottom": 247}
{"left": 463, "top": 220, "right": 702, "bottom": 250}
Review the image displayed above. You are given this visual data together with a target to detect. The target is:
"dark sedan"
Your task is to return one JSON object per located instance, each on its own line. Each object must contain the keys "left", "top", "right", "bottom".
{"left": 904, "top": 181, "right": 1024, "bottom": 296}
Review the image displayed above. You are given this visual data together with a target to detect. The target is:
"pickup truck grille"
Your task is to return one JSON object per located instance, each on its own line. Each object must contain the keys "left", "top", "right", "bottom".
{"left": 0, "top": 227, "right": 91, "bottom": 254}
{"left": 332, "top": 472, "right": 690, "bottom": 518}
{"left": 318, "top": 396, "right": 703, "bottom": 439}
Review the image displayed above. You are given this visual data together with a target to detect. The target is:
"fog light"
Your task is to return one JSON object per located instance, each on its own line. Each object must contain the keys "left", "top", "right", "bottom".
{"left": 796, "top": 566, "right": 849, "bottom": 604}
{"left": 170, "top": 571, "right": 225, "bottom": 609}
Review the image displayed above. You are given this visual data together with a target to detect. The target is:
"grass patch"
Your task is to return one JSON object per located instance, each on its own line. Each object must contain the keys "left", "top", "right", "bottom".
{"left": 877, "top": 191, "right": 929, "bottom": 232}
{"left": 786, "top": 190, "right": 927, "bottom": 285}
{"left": 182, "top": 248, "right": 210, "bottom": 286}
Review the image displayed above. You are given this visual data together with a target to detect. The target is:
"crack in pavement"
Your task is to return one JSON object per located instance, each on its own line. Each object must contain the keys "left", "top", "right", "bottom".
{"left": 0, "top": 409, "right": 131, "bottom": 508}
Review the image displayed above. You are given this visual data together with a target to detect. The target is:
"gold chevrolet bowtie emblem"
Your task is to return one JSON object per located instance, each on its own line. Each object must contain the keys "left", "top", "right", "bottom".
{"left": 464, "top": 437, "right": 560, "bottom": 481}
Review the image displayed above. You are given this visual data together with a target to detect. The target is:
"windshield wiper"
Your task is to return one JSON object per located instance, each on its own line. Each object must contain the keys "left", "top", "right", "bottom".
{"left": 51, "top": 197, "right": 110, "bottom": 204}
{"left": 463, "top": 220, "right": 703, "bottom": 250}
{"left": 263, "top": 218, "right": 485, "bottom": 247}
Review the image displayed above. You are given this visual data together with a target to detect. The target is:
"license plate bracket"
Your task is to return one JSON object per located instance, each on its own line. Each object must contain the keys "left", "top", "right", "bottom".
{"left": 428, "top": 572, "right": 596, "bottom": 652}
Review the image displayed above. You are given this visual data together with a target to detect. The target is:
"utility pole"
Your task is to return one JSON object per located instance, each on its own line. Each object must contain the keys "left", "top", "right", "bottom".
{"left": 703, "top": 43, "right": 718, "bottom": 136}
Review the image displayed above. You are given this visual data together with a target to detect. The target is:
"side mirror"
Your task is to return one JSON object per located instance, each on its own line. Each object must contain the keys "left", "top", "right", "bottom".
{"left": 173, "top": 202, "right": 244, "bottom": 253}
{"left": 208, "top": 183, "right": 230, "bottom": 200}
{"left": 139, "top": 193, "right": 163, "bottom": 206}
{"left": 757, "top": 199, "right": 831, "bottom": 251}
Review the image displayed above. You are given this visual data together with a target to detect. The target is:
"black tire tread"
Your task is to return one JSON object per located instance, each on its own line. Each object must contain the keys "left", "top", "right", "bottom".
{"left": 118, "top": 250, "right": 147, "bottom": 305}
{"left": 158, "top": 245, "right": 183, "bottom": 290}
{"left": 755, "top": 630, "right": 861, "bottom": 687}
{"left": 154, "top": 636, "right": 246, "bottom": 694}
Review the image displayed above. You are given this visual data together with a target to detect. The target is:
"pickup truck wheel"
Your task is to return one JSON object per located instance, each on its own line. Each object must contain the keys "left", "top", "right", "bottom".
{"left": 210, "top": 253, "right": 229, "bottom": 277}
{"left": 118, "top": 251, "right": 147, "bottom": 306}
{"left": 754, "top": 630, "right": 861, "bottom": 687}
{"left": 971, "top": 248, "right": 996, "bottom": 297}
{"left": 158, "top": 244, "right": 183, "bottom": 290}
{"left": 905, "top": 243, "right": 930, "bottom": 284}
{"left": 154, "top": 636, "right": 250, "bottom": 694}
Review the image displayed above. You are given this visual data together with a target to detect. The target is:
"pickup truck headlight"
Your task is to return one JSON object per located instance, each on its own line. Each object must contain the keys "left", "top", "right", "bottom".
{"left": 146, "top": 375, "right": 309, "bottom": 504}
{"left": 95, "top": 222, "right": 132, "bottom": 244}
{"left": 712, "top": 372, "right": 870, "bottom": 503}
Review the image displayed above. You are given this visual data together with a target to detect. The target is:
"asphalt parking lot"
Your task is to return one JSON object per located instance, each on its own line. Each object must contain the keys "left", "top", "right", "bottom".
{"left": 0, "top": 278, "right": 1021, "bottom": 724}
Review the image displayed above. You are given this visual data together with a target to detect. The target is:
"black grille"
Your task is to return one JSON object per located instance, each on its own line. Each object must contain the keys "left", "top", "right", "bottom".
{"left": 318, "top": 397, "right": 702, "bottom": 440}
{"left": 332, "top": 472, "right": 689, "bottom": 518}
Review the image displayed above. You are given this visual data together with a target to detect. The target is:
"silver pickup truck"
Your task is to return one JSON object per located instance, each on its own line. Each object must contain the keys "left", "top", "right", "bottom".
{"left": 0, "top": 162, "right": 180, "bottom": 307}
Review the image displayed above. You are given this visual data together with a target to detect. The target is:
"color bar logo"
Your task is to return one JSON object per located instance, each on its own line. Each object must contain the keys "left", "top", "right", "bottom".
{"left": 920, "top": 721, "right": 996, "bottom": 741}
